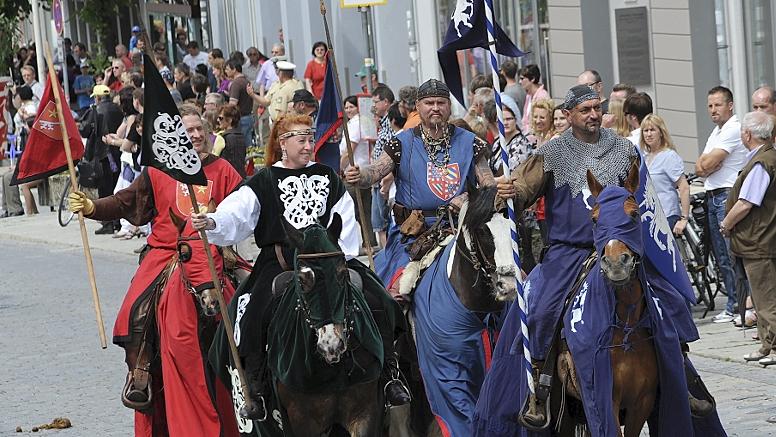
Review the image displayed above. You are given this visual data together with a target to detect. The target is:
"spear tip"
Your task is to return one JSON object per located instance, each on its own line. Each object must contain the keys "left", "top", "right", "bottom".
{"left": 320, "top": 0, "right": 327, "bottom": 15}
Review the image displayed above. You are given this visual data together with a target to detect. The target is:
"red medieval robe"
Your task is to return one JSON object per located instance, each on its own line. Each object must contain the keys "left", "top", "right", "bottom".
{"left": 90, "top": 155, "right": 243, "bottom": 437}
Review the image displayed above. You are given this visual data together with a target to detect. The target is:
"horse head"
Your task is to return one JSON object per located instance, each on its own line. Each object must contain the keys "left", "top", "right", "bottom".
{"left": 169, "top": 200, "right": 222, "bottom": 317}
{"left": 286, "top": 214, "right": 351, "bottom": 365}
{"left": 456, "top": 185, "right": 518, "bottom": 302}
{"left": 587, "top": 160, "right": 643, "bottom": 287}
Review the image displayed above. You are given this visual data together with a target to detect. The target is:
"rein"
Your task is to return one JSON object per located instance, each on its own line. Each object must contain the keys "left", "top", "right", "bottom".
{"left": 455, "top": 227, "right": 496, "bottom": 287}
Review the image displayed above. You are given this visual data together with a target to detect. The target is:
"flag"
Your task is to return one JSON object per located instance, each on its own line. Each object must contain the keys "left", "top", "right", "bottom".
{"left": 314, "top": 53, "right": 343, "bottom": 171}
{"left": 141, "top": 54, "right": 207, "bottom": 186}
{"left": 437, "top": 0, "right": 526, "bottom": 105}
{"left": 10, "top": 76, "right": 83, "bottom": 185}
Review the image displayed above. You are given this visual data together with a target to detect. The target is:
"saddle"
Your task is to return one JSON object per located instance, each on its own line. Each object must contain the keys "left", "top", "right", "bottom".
{"left": 518, "top": 251, "right": 598, "bottom": 431}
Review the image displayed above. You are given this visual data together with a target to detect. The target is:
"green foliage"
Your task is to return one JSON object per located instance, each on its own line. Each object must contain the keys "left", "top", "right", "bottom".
{"left": 0, "top": 0, "right": 30, "bottom": 74}
{"left": 78, "top": 0, "right": 133, "bottom": 54}
{"left": 90, "top": 51, "right": 111, "bottom": 72}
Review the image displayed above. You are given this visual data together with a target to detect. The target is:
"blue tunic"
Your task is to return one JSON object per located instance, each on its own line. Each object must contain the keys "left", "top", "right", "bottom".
{"left": 375, "top": 126, "right": 479, "bottom": 288}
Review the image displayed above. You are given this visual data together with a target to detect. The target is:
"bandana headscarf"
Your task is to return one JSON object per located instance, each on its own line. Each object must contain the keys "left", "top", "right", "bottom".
{"left": 417, "top": 79, "right": 450, "bottom": 101}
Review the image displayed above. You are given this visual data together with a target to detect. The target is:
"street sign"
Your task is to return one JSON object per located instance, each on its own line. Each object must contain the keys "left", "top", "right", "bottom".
{"left": 53, "top": 0, "right": 63, "bottom": 35}
{"left": 340, "top": 0, "right": 386, "bottom": 8}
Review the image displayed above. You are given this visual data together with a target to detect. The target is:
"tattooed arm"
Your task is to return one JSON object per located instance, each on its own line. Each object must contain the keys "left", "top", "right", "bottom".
{"left": 343, "top": 152, "right": 395, "bottom": 188}
{"left": 474, "top": 155, "right": 496, "bottom": 187}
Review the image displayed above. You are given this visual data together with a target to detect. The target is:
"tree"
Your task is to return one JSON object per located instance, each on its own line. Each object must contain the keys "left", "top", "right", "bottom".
{"left": 0, "top": 0, "right": 32, "bottom": 75}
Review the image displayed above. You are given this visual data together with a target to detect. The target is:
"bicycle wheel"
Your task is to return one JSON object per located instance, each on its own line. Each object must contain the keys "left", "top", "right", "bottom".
{"left": 58, "top": 182, "right": 76, "bottom": 227}
{"left": 676, "top": 236, "right": 708, "bottom": 307}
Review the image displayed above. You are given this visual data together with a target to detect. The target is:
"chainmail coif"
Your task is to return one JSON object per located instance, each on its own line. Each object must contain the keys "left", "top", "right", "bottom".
{"left": 536, "top": 128, "right": 637, "bottom": 198}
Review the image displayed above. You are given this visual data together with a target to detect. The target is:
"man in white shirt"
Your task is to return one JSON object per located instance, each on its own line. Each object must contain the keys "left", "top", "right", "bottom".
{"left": 182, "top": 41, "right": 209, "bottom": 72}
{"left": 696, "top": 86, "right": 750, "bottom": 323}
{"left": 623, "top": 92, "right": 652, "bottom": 146}
{"left": 19, "top": 66, "right": 43, "bottom": 106}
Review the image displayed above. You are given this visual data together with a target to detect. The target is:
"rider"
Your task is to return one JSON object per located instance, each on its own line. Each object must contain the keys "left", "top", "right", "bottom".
{"left": 68, "top": 104, "right": 243, "bottom": 437}
{"left": 344, "top": 79, "right": 505, "bottom": 434}
{"left": 473, "top": 85, "right": 719, "bottom": 435}
{"left": 344, "top": 78, "right": 496, "bottom": 292}
{"left": 191, "top": 114, "right": 409, "bottom": 425}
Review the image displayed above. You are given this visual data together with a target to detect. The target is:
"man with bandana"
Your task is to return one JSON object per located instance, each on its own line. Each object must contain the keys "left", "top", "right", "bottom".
{"left": 345, "top": 78, "right": 501, "bottom": 434}
{"left": 472, "top": 85, "right": 724, "bottom": 436}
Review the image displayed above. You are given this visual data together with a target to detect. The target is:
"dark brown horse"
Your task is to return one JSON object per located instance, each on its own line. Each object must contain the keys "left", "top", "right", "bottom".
{"left": 555, "top": 164, "right": 658, "bottom": 437}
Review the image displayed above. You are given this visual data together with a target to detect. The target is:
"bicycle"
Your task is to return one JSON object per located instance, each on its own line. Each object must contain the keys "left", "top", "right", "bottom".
{"left": 58, "top": 180, "right": 77, "bottom": 227}
{"left": 675, "top": 174, "right": 725, "bottom": 317}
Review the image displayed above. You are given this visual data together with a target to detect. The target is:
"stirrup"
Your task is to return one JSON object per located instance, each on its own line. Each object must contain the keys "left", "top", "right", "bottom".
{"left": 121, "top": 370, "right": 152, "bottom": 411}
{"left": 517, "top": 390, "right": 552, "bottom": 431}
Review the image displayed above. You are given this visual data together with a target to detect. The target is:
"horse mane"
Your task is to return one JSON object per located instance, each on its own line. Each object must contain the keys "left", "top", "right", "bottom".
{"left": 462, "top": 185, "right": 498, "bottom": 231}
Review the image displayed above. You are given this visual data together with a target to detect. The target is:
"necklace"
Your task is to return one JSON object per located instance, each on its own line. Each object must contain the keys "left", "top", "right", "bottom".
{"left": 420, "top": 124, "right": 451, "bottom": 168}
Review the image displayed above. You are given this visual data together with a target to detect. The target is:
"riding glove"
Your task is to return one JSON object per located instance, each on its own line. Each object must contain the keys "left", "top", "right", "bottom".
{"left": 68, "top": 191, "right": 95, "bottom": 216}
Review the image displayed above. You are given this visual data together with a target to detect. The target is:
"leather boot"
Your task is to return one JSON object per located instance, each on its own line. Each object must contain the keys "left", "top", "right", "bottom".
{"left": 519, "top": 361, "right": 549, "bottom": 429}
{"left": 384, "top": 356, "right": 411, "bottom": 407}
{"left": 682, "top": 343, "right": 714, "bottom": 418}
{"left": 240, "top": 354, "right": 268, "bottom": 421}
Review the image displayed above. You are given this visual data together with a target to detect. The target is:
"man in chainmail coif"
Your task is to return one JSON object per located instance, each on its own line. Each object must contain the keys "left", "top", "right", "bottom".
{"left": 473, "top": 85, "right": 725, "bottom": 437}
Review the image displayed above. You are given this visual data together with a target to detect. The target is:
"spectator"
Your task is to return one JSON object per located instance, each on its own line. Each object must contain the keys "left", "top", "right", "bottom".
{"left": 623, "top": 92, "right": 653, "bottom": 146}
{"left": 204, "top": 92, "right": 225, "bottom": 115}
{"left": 696, "top": 86, "right": 751, "bottom": 323}
{"left": 128, "top": 25, "right": 141, "bottom": 52}
{"left": 489, "top": 102, "right": 534, "bottom": 175}
{"left": 254, "top": 43, "right": 285, "bottom": 94}
{"left": 397, "top": 85, "right": 420, "bottom": 130}
{"left": 191, "top": 73, "right": 209, "bottom": 105}
{"left": 720, "top": 111, "right": 776, "bottom": 365}
{"left": 229, "top": 51, "right": 245, "bottom": 67}
{"left": 73, "top": 59, "right": 95, "bottom": 114}
{"left": 18, "top": 65, "right": 43, "bottom": 106}
{"left": 1, "top": 86, "right": 36, "bottom": 217}
{"left": 247, "top": 60, "right": 303, "bottom": 122}
{"left": 577, "top": 69, "right": 608, "bottom": 112}
{"left": 290, "top": 89, "right": 318, "bottom": 118}
{"left": 387, "top": 101, "right": 407, "bottom": 133}
{"left": 501, "top": 59, "right": 527, "bottom": 113}
{"left": 243, "top": 47, "right": 266, "bottom": 84}
{"left": 83, "top": 84, "right": 123, "bottom": 234}
{"left": 752, "top": 86, "right": 776, "bottom": 116}
{"left": 518, "top": 64, "right": 550, "bottom": 132}
{"left": 211, "top": 58, "right": 230, "bottom": 95}
{"left": 174, "top": 63, "right": 195, "bottom": 101}
{"left": 356, "top": 64, "right": 379, "bottom": 94}
{"left": 160, "top": 68, "right": 182, "bottom": 104}
{"left": 115, "top": 44, "right": 132, "bottom": 70}
{"left": 604, "top": 99, "right": 631, "bottom": 137}
{"left": 207, "top": 48, "right": 225, "bottom": 91}
{"left": 339, "top": 95, "right": 374, "bottom": 248}
{"left": 224, "top": 59, "right": 255, "bottom": 142}
{"left": 304, "top": 41, "right": 328, "bottom": 100}
{"left": 609, "top": 83, "right": 636, "bottom": 103}
{"left": 529, "top": 98, "right": 555, "bottom": 146}
{"left": 370, "top": 85, "right": 396, "bottom": 248}
{"left": 213, "top": 104, "right": 247, "bottom": 178}
{"left": 183, "top": 41, "right": 209, "bottom": 72}
{"left": 103, "top": 59, "right": 126, "bottom": 92}
{"left": 174, "top": 29, "right": 188, "bottom": 63}
{"left": 73, "top": 42, "right": 88, "bottom": 64}
{"left": 640, "top": 114, "right": 690, "bottom": 235}
{"left": 552, "top": 105, "right": 570, "bottom": 138}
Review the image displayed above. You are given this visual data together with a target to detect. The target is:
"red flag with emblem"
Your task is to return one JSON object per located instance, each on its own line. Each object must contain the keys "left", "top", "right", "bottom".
{"left": 10, "top": 76, "right": 83, "bottom": 185}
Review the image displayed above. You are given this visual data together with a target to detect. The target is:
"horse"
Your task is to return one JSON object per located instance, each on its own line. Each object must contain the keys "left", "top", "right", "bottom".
{"left": 553, "top": 164, "right": 658, "bottom": 437}
{"left": 261, "top": 214, "right": 385, "bottom": 437}
{"left": 404, "top": 185, "right": 518, "bottom": 436}
{"left": 121, "top": 207, "right": 242, "bottom": 436}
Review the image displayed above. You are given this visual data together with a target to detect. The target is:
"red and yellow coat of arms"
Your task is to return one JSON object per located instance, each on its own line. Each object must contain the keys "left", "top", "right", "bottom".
{"left": 175, "top": 181, "right": 213, "bottom": 215}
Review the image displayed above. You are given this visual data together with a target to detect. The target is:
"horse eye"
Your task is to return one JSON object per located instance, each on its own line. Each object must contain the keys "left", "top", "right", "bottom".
{"left": 177, "top": 242, "right": 192, "bottom": 262}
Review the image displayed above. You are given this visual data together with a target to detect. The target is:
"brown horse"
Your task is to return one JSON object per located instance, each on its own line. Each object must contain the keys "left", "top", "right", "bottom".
{"left": 555, "top": 163, "right": 658, "bottom": 437}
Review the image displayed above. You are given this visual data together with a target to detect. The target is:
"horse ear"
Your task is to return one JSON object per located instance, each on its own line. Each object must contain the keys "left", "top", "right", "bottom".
{"left": 283, "top": 220, "right": 304, "bottom": 249}
{"left": 586, "top": 169, "right": 603, "bottom": 198}
{"left": 328, "top": 213, "right": 343, "bottom": 244}
{"left": 624, "top": 158, "right": 640, "bottom": 194}
{"left": 168, "top": 207, "right": 186, "bottom": 233}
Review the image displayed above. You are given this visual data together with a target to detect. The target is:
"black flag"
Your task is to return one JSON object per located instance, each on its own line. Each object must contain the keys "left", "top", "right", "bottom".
{"left": 437, "top": 0, "right": 526, "bottom": 105}
{"left": 141, "top": 54, "right": 207, "bottom": 186}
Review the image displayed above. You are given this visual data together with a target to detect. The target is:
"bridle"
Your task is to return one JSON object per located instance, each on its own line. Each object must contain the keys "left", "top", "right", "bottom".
{"left": 455, "top": 224, "right": 497, "bottom": 287}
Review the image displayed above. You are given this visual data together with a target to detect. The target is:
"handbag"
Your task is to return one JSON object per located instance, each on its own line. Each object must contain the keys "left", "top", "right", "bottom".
{"left": 77, "top": 158, "right": 103, "bottom": 189}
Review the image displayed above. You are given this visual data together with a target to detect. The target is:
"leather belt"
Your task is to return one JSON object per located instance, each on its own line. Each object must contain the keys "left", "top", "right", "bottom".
{"left": 707, "top": 187, "right": 730, "bottom": 197}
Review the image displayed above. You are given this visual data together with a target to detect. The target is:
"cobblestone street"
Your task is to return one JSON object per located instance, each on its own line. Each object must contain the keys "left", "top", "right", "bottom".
{"left": 1, "top": 211, "right": 775, "bottom": 435}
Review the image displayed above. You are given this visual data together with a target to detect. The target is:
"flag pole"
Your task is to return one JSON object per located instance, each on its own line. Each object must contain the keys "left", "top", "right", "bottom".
{"left": 43, "top": 44, "right": 108, "bottom": 349}
{"left": 185, "top": 187, "right": 254, "bottom": 415}
{"left": 483, "top": 0, "right": 534, "bottom": 392}
{"left": 319, "top": 0, "right": 375, "bottom": 271}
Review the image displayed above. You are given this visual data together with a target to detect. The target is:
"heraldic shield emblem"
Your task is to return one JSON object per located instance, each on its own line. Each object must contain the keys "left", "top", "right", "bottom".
{"left": 175, "top": 180, "right": 213, "bottom": 215}
{"left": 426, "top": 162, "right": 461, "bottom": 201}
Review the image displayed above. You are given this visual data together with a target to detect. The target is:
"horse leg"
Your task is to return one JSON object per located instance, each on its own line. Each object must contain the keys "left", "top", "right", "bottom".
{"left": 622, "top": 392, "right": 655, "bottom": 437}
{"left": 343, "top": 382, "right": 385, "bottom": 437}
